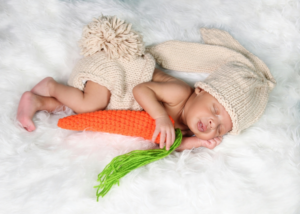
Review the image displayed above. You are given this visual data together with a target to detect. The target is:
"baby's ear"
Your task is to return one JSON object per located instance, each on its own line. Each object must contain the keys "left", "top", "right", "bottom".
{"left": 195, "top": 87, "right": 203, "bottom": 95}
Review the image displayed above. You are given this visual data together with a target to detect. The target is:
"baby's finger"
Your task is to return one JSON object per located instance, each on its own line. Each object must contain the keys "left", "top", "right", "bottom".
{"left": 152, "top": 129, "right": 160, "bottom": 143}
{"left": 208, "top": 139, "right": 214, "bottom": 144}
{"left": 160, "top": 131, "right": 166, "bottom": 149}
{"left": 216, "top": 136, "right": 223, "bottom": 145}
{"left": 171, "top": 129, "right": 175, "bottom": 145}
{"left": 208, "top": 139, "right": 217, "bottom": 149}
{"left": 166, "top": 130, "right": 171, "bottom": 150}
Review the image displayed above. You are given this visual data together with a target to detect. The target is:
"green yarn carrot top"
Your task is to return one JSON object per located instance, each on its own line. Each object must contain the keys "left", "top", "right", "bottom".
{"left": 94, "top": 128, "right": 182, "bottom": 200}
{"left": 58, "top": 110, "right": 182, "bottom": 200}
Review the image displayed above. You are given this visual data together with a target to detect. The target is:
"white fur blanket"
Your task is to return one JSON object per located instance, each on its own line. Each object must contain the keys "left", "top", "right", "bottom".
{"left": 1, "top": 0, "right": 300, "bottom": 213}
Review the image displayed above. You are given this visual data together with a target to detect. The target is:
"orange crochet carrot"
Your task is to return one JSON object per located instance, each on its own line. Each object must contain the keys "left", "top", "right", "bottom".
{"left": 57, "top": 110, "right": 174, "bottom": 144}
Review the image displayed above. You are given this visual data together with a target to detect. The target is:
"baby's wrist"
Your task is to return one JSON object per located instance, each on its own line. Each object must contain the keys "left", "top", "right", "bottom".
{"left": 196, "top": 137, "right": 203, "bottom": 147}
{"left": 154, "top": 114, "right": 169, "bottom": 120}
{"left": 176, "top": 136, "right": 202, "bottom": 151}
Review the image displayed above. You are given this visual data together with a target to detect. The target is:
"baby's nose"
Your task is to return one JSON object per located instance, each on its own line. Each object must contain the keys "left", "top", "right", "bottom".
{"left": 209, "top": 119, "right": 217, "bottom": 129}
{"left": 209, "top": 120, "right": 213, "bottom": 128}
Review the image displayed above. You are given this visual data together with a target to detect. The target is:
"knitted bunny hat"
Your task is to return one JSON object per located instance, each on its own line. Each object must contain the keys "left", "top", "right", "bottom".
{"left": 148, "top": 28, "right": 276, "bottom": 134}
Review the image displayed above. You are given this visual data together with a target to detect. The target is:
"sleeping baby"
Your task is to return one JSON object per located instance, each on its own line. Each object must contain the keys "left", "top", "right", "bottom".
{"left": 16, "top": 16, "right": 276, "bottom": 151}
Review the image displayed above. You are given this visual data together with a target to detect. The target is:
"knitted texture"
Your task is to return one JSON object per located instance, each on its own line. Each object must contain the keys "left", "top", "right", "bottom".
{"left": 148, "top": 28, "right": 276, "bottom": 135}
{"left": 68, "top": 16, "right": 156, "bottom": 110}
{"left": 68, "top": 51, "right": 155, "bottom": 110}
{"left": 57, "top": 110, "right": 174, "bottom": 144}
{"left": 79, "top": 16, "right": 144, "bottom": 60}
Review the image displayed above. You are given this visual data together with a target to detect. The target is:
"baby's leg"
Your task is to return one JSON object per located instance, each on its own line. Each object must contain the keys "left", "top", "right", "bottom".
{"left": 31, "top": 77, "right": 111, "bottom": 113}
{"left": 31, "top": 77, "right": 54, "bottom": 97}
{"left": 47, "top": 79, "right": 111, "bottom": 113}
{"left": 17, "top": 92, "right": 63, "bottom": 132}
{"left": 18, "top": 78, "right": 110, "bottom": 131}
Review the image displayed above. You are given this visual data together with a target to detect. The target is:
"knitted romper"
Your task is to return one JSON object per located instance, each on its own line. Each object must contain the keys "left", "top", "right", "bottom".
{"left": 68, "top": 51, "right": 156, "bottom": 111}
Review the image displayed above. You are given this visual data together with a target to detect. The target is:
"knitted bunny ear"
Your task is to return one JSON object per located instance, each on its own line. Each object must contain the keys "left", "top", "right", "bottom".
{"left": 79, "top": 16, "right": 145, "bottom": 60}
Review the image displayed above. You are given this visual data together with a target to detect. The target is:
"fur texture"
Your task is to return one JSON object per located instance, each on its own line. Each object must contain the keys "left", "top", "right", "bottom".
{"left": 1, "top": 0, "right": 300, "bottom": 213}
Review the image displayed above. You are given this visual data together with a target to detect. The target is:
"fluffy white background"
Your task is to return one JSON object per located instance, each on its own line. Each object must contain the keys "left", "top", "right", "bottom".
{"left": 1, "top": 0, "right": 300, "bottom": 213}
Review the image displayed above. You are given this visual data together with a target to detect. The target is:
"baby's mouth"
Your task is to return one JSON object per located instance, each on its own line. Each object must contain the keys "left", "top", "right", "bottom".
{"left": 197, "top": 121, "right": 207, "bottom": 132}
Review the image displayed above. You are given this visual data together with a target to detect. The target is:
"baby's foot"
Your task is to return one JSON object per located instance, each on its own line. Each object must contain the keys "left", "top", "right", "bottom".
{"left": 31, "top": 77, "right": 54, "bottom": 97}
{"left": 17, "top": 91, "right": 41, "bottom": 132}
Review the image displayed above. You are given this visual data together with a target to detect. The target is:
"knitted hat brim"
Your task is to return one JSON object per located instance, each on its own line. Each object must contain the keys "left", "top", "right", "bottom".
{"left": 195, "top": 81, "right": 239, "bottom": 135}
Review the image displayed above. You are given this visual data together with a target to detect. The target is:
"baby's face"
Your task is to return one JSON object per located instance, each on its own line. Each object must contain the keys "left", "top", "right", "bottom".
{"left": 185, "top": 88, "right": 233, "bottom": 140}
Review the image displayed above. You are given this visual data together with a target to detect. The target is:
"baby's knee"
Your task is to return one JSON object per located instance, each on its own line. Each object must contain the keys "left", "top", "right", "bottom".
{"left": 46, "top": 77, "right": 57, "bottom": 95}
{"left": 73, "top": 107, "right": 90, "bottom": 114}
{"left": 74, "top": 81, "right": 110, "bottom": 114}
{"left": 73, "top": 100, "right": 108, "bottom": 114}
{"left": 73, "top": 106, "right": 105, "bottom": 114}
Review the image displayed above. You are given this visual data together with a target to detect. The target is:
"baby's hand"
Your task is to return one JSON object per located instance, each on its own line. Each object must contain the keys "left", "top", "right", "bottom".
{"left": 152, "top": 116, "right": 175, "bottom": 150}
{"left": 200, "top": 136, "right": 223, "bottom": 149}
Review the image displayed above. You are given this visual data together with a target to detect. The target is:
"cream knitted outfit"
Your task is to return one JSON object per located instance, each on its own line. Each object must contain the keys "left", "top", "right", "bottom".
{"left": 68, "top": 51, "right": 155, "bottom": 110}
{"left": 148, "top": 28, "right": 276, "bottom": 134}
{"left": 68, "top": 16, "right": 155, "bottom": 110}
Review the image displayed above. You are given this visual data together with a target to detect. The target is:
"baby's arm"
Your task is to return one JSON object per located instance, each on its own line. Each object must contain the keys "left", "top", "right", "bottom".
{"left": 133, "top": 69, "right": 191, "bottom": 150}
{"left": 133, "top": 83, "right": 174, "bottom": 150}
{"left": 176, "top": 136, "right": 223, "bottom": 151}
